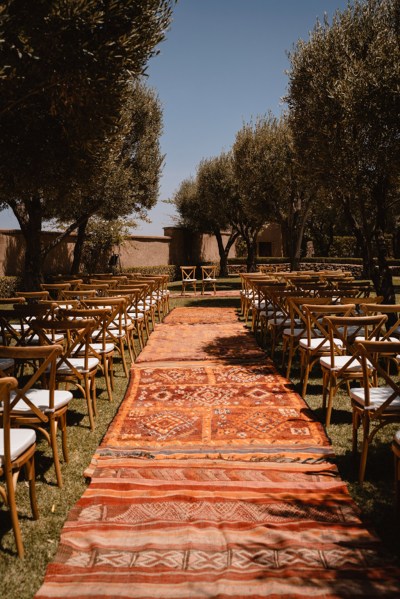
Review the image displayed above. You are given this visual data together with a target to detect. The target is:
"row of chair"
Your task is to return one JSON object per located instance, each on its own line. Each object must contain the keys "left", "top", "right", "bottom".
{"left": 240, "top": 271, "right": 400, "bottom": 485}
{"left": 0, "top": 273, "right": 171, "bottom": 556}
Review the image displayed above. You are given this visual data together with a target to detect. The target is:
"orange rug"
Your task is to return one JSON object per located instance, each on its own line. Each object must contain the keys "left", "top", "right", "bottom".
{"left": 35, "top": 307, "right": 400, "bottom": 598}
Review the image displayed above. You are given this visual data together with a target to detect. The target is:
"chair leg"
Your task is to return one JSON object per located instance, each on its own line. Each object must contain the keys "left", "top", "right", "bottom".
{"left": 358, "top": 416, "right": 371, "bottom": 483}
{"left": 49, "top": 418, "right": 63, "bottom": 487}
{"left": 25, "top": 457, "right": 39, "bottom": 520}
{"left": 59, "top": 412, "right": 69, "bottom": 462}
{"left": 5, "top": 467, "right": 24, "bottom": 558}
{"left": 325, "top": 376, "right": 336, "bottom": 427}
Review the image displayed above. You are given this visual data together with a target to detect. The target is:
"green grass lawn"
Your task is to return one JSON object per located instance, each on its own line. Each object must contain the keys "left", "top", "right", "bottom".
{"left": 1, "top": 279, "right": 399, "bottom": 598}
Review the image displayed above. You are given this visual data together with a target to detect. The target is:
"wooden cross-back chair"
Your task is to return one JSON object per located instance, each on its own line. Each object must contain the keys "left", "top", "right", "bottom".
{"left": 299, "top": 303, "right": 356, "bottom": 397}
{"left": 0, "top": 376, "right": 38, "bottom": 558}
{"left": 105, "top": 289, "right": 146, "bottom": 353}
{"left": 351, "top": 340, "right": 400, "bottom": 482}
{"left": 80, "top": 297, "right": 132, "bottom": 377}
{"left": 282, "top": 297, "right": 332, "bottom": 379}
{"left": 0, "top": 344, "right": 72, "bottom": 488}
{"left": 59, "top": 307, "right": 115, "bottom": 402}
{"left": 31, "top": 318, "right": 99, "bottom": 431}
{"left": 320, "top": 314, "right": 388, "bottom": 426}
{"left": 201, "top": 266, "right": 217, "bottom": 296}
{"left": 180, "top": 266, "right": 197, "bottom": 296}
{"left": 0, "top": 302, "right": 58, "bottom": 348}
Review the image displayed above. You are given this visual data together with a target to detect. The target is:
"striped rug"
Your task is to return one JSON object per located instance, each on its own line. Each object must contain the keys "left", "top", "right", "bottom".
{"left": 35, "top": 307, "right": 400, "bottom": 598}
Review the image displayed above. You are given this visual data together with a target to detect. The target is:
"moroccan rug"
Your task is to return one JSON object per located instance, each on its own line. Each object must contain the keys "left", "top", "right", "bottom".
{"left": 163, "top": 307, "right": 240, "bottom": 325}
{"left": 35, "top": 307, "right": 400, "bottom": 598}
{"left": 85, "top": 361, "right": 331, "bottom": 464}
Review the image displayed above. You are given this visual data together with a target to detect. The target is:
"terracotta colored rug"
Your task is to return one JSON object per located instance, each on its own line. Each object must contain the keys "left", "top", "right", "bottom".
{"left": 35, "top": 307, "right": 400, "bottom": 598}
{"left": 137, "top": 308, "right": 265, "bottom": 364}
{"left": 85, "top": 361, "right": 330, "bottom": 464}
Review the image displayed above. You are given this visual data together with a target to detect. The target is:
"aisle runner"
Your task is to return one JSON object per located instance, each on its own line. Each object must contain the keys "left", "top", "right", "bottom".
{"left": 36, "top": 308, "right": 400, "bottom": 598}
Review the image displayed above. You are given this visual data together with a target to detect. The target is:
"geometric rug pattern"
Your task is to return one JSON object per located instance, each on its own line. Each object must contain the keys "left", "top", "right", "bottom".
{"left": 35, "top": 307, "right": 400, "bottom": 598}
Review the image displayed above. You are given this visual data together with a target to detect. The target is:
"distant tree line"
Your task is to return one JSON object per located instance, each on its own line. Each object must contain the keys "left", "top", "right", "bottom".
{"left": 172, "top": 0, "right": 400, "bottom": 303}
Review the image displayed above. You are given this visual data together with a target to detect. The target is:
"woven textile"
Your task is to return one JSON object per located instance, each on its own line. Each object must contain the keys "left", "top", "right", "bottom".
{"left": 87, "top": 362, "right": 330, "bottom": 462}
{"left": 35, "top": 307, "right": 400, "bottom": 598}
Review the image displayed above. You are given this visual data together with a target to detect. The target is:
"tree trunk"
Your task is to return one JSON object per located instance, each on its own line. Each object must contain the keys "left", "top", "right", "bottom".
{"left": 372, "top": 177, "right": 395, "bottom": 305}
{"left": 244, "top": 229, "right": 259, "bottom": 273}
{"left": 18, "top": 198, "right": 45, "bottom": 290}
{"left": 70, "top": 216, "right": 89, "bottom": 274}
{"left": 214, "top": 229, "right": 239, "bottom": 277}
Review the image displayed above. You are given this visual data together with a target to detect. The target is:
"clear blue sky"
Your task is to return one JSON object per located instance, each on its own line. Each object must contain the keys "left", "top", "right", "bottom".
{"left": 0, "top": 0, "right": 349, "bottom": 234}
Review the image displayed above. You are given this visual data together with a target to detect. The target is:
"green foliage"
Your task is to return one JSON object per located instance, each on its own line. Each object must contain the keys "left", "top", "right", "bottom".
{"left": 124, "top": 265, "right": 178, "bottom": 280}
{"left": 0, "top": 275, "right": 20, "bottom": 297}
{"left": 0, "top": 0, "right": 174, "bottom": 287}
{"left": 81, "top": 217, "right": 131, "bottom": 274}
{"left": 286, "top": 0, "right": 400, "bottom": 292}
{"left": 329, "top": 236, "right": 360, "bottom": 258}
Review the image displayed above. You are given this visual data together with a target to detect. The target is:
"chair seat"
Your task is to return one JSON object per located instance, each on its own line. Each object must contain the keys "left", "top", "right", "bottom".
{"left": 88, "top": 343, "right": 115, "bottom": 354}
{"left": 183, "top": 278, "right": 197, "bottom": 283}
{"left": 393, "top": 429, "right": 400, "bottom": 447}
{"left": 350, "top": 386, "right": 400, "bottom": 409}
{"left": 0, "top": 428, "right": 36, "bottom": 465}
{"left": 0, "top": 358, "right": 14, "bottom": 370}
{"left": 320, "top": 354, "right": 366, "bottom": 372}
{"left": 9, "top": 388, "right": 73, "bottom": 413}
{"left": 56, "top": 357, "right": 99, "bottom": 374}
{"left": 299, "top": 338, "right": 343, "bottom": 350}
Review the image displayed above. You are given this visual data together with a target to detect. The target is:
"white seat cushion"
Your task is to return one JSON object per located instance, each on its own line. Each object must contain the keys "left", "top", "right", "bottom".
{"left": 0, "top": 358, "right": 14, "bottom": 371}
{"left": 9, "top": 388, "right": 73, "bottom": 413}
{"left": 320, "top": 355, "right": 365, "bottom": 372}
{"left": 56, "top": 357, "right": 99, "bottom": 374}
{"left": 0, "top": 428, "right": 36, "bottom": 464}
{"left": 350, "top": 386, "right": 400, "bottom": 409}
{"left": 299, "top": 338, "right": 343, "bottom": 350}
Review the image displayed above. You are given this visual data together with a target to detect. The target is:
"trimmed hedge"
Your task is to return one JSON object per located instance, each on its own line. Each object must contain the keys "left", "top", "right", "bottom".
{"left": 123, "top": 265, "right": 179, "bottom": 280}
{"left": 0, "top": 276, "right": 21, "bottom": 297}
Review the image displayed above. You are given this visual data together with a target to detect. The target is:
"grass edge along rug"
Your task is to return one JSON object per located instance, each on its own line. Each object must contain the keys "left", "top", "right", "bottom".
{"left": 35, "top": 307, "right": 400, "bottom": 598}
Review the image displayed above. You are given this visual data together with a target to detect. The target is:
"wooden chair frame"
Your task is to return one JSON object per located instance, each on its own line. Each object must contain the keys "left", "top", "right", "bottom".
{"left": 180, "top": 266, "right": 197, "bottom": 296}
{"left": 351, "top": 340, "right": 400, "bottom": 482}
{"left": 0, "top": 377, "right": 38, "bottom": 558}
{"left": 0, "top": 344, "right": 70, "bottom": 487}
{"left": 321, "top": 314, "right": 388, "bottom": 426}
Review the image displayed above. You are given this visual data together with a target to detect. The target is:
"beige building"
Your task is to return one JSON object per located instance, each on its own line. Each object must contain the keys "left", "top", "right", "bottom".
{"left": 0, "top": 225, "right": 283, "bottom": 276}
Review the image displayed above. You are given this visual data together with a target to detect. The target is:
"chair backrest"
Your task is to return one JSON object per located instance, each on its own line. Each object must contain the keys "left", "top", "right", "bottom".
{"left": 360, "top": 303, "right": 400, "bottom": 340}
{"left": 0, "top": 345, "right": 63, "bottom": 422}
{"left": 60, "top": 289, "right": 98, "bottom": 301}
{"left": 31, "top": 317, "right": 96, "bottom": 369}
{"left": 180, "top": 266, "right": 196, "bottom": 281}
{"left": 79, "top": 297, "right": 128, "bottom": 338}
{"left": 40, "top": 283, "right": 72, "bottom": 299}
{"left": 355, "top": 340, "right": 400, "bottom": 414}
{"left": 15, "top": 291, "right": 50, "bottom": 302}
{"left": 0, "top": 303, "right": 57, "bottom": 346}
{"left": 0, "top": 376, "right": 20, "bottom": 468}
{"left": 201, "top": 265, "right": 217, "bottom": 280}
{"left": 323, "top": 314, "right": 388, "bottom": 371}
{"left": 59, "top": 307, "right": 111, "bottom": 349}
{"left": 286, "top": 296, "right": 332, "bottom": 335}
{"left": 302, "top": 303, "right": 356, "bottom": 347}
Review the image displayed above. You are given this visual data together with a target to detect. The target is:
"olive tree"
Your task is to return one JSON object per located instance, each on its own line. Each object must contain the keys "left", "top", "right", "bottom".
{"left": 172, "top": 154, "right": 240, "bottom": 277}
{"left": 0, "top": 0, "right": 174, "bottom": 288}
{"left": 286, "top": 0, "right": 400, "bottom": 301}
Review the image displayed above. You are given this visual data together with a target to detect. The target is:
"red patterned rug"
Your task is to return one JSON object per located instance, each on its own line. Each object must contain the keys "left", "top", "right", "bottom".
{"left": 36, "top": 459, "right": 400, "bottom": 598}
{"left": 86, "top": 362, "right": 330, "bottom": 463}
{"left": 35, "top": 307, "right": 400, "bottom": 598}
